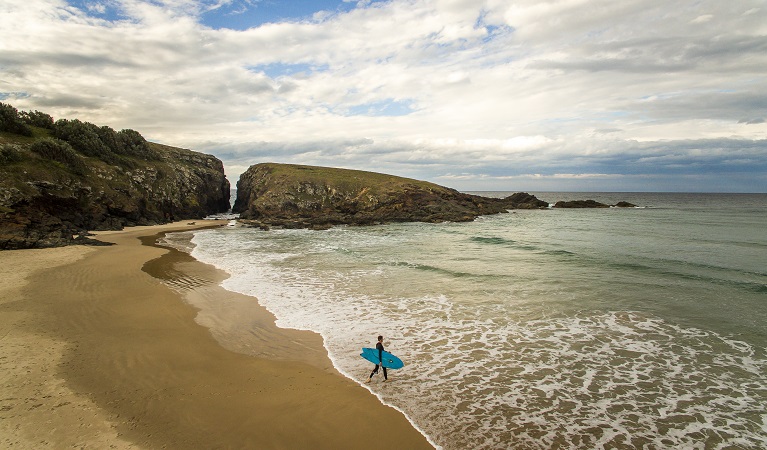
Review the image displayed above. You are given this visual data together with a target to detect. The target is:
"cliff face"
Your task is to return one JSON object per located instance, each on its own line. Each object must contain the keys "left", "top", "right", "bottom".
{"left": 0, "top": 138, "right": 230, "bottom": 250}
{"left": 233, "top": 163, "right": 547, "bottom": 229}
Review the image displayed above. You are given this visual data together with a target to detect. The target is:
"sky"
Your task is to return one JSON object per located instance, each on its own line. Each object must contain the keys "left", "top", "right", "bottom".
{"left": 1, "top": 0, "right": 766, "bottom": 192}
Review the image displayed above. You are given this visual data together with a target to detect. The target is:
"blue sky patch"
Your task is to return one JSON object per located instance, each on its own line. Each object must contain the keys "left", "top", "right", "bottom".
{"left": 65, "top": 1, "right": 387, "bottom": 29}
{"left": 201, "top": 0, "right": 360, "bottom": 30}
{"left": 67, "top": 0, "right": 124, "bottom": 21}
{"left": 249, "top": 62, "right": 329, "bottom": 79}
{"left": 346, "top": 99, "right": 416, "bottom": 117}
{"left": 0, "top": 92, "right": 30, "bottom": 101}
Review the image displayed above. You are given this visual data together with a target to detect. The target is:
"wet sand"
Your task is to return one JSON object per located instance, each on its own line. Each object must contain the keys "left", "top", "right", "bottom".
{"left": 0, "top": 221, "right": 432, "bottom": 449}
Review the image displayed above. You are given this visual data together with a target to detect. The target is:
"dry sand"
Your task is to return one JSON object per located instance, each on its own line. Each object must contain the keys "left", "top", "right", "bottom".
{"left": 0, "top": 221, "right": 433, "bottom": 449}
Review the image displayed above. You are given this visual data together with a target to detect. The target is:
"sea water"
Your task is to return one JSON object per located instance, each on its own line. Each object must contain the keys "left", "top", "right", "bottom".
{"left": 180, "top": 193, "right": 767, "bottom": 449}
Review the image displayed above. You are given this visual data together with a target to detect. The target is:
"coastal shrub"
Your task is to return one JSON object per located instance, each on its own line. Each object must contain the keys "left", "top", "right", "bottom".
{"left": 92, "top": 124, "right": 156, "bottom": 159}
{"left": 52, "top": 119, "right": 157, "bottom": 165}
{"left": 116, "top": 128, "right": 158, "bottom": 160}
{"left": 0, "top": 144, "right": 23, "bottom": 164}
{"left": 53, "top": 118, "right": 113, "bottom": 159}
{"left": 0, "top": 102, "right": 33, "bottom": 137}
{"left": 20, "top": 110, "right": 55, "bottom": 129}
{"left": 30, "top": 138, "right": 89, "bottom": 175}
{"left": 96, "top": 125, "right": 121, "bottom": 153}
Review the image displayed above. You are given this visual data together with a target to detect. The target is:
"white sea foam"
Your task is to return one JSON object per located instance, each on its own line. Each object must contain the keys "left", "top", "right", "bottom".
{"left": 184, "top": 211, "right": 767, "bottom": 449}
{"left": 157, "top": 230, "right": 197, "bottom": 253}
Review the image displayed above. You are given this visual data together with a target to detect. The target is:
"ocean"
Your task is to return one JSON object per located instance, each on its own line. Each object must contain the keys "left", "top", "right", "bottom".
{"left": 167, "top": 192, "right": 767, "bottom": 449}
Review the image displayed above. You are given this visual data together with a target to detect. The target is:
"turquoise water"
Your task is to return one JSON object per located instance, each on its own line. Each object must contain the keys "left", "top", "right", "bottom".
{"left": 186, "top": 193, "right": 767, "bottom": 449}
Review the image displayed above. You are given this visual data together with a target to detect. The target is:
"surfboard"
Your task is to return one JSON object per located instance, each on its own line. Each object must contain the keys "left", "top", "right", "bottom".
{"left": 360, "top": 347, "right": 404, "bottom": 369}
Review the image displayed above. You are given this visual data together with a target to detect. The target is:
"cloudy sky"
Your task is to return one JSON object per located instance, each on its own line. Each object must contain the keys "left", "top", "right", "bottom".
{"left": 2, "top": 0, "right": 766, "bottom": 192}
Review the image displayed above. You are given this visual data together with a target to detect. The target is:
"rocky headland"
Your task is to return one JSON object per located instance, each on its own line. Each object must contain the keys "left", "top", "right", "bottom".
{"left": 0, "top": 103, "right": 230, "bottom": 249}
{"left": 1, "top": 101, "right": 640, "bottom": 247}
{"left": 233, "top": 163, "right": 549, "bottom": 229}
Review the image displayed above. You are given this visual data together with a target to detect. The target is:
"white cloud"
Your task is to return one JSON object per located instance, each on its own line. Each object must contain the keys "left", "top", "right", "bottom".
{"left": 691, "top": 14, "right": 714, "bottom": 23}
{"left": 1, "top": 0, "right": 766, "bottom": 192}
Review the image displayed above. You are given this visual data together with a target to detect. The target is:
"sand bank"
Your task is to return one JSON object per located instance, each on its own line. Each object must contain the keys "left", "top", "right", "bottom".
{"left": 0, "top": 221, "right": 432, "bottom": 449}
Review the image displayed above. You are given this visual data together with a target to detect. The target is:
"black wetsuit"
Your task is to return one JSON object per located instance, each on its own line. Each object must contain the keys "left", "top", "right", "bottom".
{"left": 369, "top": 341, "right": 388, "bottom": 380}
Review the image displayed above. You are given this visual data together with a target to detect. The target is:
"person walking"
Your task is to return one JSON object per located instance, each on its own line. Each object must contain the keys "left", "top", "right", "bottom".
{"left": 366, "top": 335, "right": 388, "bottom": 383}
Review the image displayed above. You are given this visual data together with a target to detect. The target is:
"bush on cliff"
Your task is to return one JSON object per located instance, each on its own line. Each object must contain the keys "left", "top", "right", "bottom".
{"left": 53, "top": 119, "right": 112, "bottom": 159}
{"left": 1, "top": 103, "right": 156, "bottom": 165}
{"left": 116, "top": 128, "right": 157, "bottom": 160}
{"left": 20, "top": 110, "right": 55, "bottom": 129}
{"left": 52, "top": 119, "right": 158, "bottom": 167}
{"left": 30, "top": 138, "right": 89, "bottom": 175}
{"left": 0, "top": 103, "right": 33, "bottom": 137}
{"left": 0, "top": 144, "right": 23, "bottom": 164}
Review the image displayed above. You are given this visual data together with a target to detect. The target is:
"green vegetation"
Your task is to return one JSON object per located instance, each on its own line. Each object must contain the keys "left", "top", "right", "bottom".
{"left": 0, "top": 103, "right": 33, "bottom": 137}
{"left": 29, "top": 138, "right": 88, "bottom": 175}
{"left": 0, "top": 144, "right": 23, "bottom": 164}
{"left": 20, "top": 110, "right": 54, "bottom": 129}
{"left": 0, "top": 101, "right": 158, "bottom": 169}
{"left": 52, "top": 119, "right": 159, "bottom": 167}
{"left": 261, "top": 163, "right": 453, "bottom": 196}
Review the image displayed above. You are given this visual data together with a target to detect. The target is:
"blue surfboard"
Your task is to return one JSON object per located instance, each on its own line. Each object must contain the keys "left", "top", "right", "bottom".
{"left": 360, "top": 347, "right": 404, "bottom": 370}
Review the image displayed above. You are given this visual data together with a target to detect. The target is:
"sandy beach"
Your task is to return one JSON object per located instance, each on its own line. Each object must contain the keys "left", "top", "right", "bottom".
{"left": 0, "top": 221, "right": 432, "bottom": 449}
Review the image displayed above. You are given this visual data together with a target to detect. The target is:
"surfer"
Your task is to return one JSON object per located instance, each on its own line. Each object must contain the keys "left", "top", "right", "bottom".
{"left": 366, "top": 335, "right": 388, "bottom": 383}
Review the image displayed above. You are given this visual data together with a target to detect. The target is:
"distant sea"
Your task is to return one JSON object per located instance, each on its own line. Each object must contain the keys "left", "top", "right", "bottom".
{"left": 169, "top": 192, "right": 767, "bottom": 449}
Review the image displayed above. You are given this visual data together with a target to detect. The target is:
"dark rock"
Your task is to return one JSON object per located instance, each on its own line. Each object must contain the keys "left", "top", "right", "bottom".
{"left": 553, "top": 200, "right": 610, "bottom": 208}
{"left": 73, "top": 234, "right": 114, "bottom": 246}
{"left": 553, "top": 199, "right": 638, "bottom": 208}
{"left": 233, "top": 163, "right": 548, "bottom": 229}
{"left": 505, "top": 192, "right": 550, "bottom": 209}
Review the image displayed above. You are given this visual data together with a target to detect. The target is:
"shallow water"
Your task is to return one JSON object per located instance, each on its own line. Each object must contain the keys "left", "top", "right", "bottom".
{"left": 180, "top": 193, "right": 767, "bottom": 449}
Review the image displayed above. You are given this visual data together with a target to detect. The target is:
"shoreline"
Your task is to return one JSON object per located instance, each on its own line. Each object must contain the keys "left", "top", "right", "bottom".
{"left": 161, "top": 225, "right": 439, "bottom": 448}
{"left": 0, "top": 221, "right": 432, "bottom": 449}
{"left": 140, "top": 229, "right": 337, "bottom": 372}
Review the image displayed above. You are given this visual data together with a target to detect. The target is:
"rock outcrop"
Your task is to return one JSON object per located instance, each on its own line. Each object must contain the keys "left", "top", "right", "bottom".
{"left": 553, "top": 199, "right": 637, "bottom": 208}
{"left": 233, "top": 163, "right": 548, "bottom": 229}
{"left": 553, "top": 199, "right": 610, "bottom": 208}
{"left": 0, "top": 107, "right": 230, "bottom": 249}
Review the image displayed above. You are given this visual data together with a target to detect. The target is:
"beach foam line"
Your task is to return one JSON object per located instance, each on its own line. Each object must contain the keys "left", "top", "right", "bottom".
{"left": 329, "top": 348, "right": 444, "bottom": 450}
{"left": 183, "top": 227, "right": 442, "bottom": 448}
{"left": 150, "top": 225, "right": 435, "bottom": 449}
